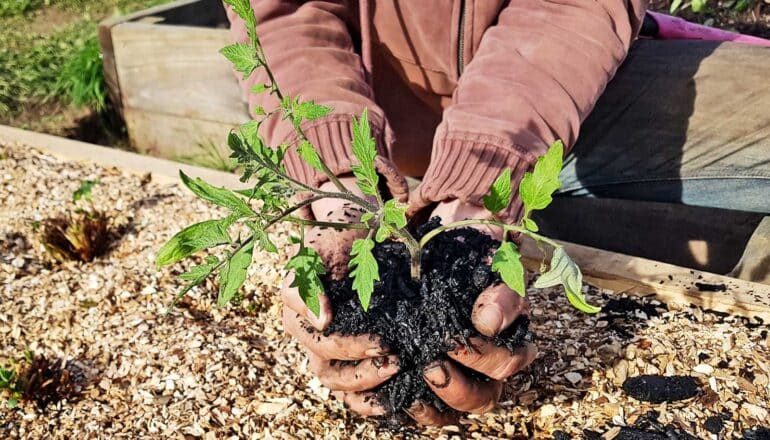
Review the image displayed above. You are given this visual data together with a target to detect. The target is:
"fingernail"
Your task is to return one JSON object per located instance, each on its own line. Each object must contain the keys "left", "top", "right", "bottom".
{"left": 376, "top": 356, "right": 400, "bottom": 378}
{"left": 477, "top": 304, "right": 504, "bottom": 336}
{"left": 305, "top": 308, "right": 327, "bottom": 330}
{"left": 423, "top": 362, "right": 450, "bottom": 388}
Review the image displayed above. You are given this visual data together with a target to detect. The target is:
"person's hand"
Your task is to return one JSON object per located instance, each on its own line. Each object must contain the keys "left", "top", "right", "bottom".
{"left": 280, "top": 177, "right": 397, "bottom": 416}
{"left": 405, "top": 199, "right": 538, "bottom": 426}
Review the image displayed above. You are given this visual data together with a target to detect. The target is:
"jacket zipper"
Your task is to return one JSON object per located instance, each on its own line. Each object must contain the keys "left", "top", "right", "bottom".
{"left": 457, "top": 0, "right": 466, "bottom": 76}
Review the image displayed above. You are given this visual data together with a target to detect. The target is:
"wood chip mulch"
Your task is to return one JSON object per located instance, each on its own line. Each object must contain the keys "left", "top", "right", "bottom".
{"left": 1, "top": 143, "right": 768, "bottom": 439}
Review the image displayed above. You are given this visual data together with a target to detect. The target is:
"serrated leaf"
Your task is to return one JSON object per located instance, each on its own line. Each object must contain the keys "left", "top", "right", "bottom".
{"left": 286, "top": 246, "right": 326, "bottom": 316}
{"left": 220, "top": 43, "right": 259, "bottom": 79}
{"left": 297, "top": 140, "right": 324, "bottom": 172}
{"left": 491, "top": 242, "right": 526, "bottom": 296}
{"left": 240, "top": 120, "right": 261, "bottom": 145}
{"left": 349, "top": 238, "right": 379, "bottom": 311}
{"left": 375, "top": 199, "right": 407, "bottom": 243}
{"left": 350, "top": 109, "right": 380, "bottom": 197}
{"left": 523, "top": 217, "right": 539, "bottom": 232}
{"left": 252, "top": 224, "right": 277, "bottom": 253}
{"left": 533, "top": 247, "right": 600, "bottom": 314}
{"left": 483, "top": 169, "right": 512, "bottom": 214}
{"left": 519, "top": 141, "right": 564, "bottom": 215}
{"left": 294, "top": 101, "right": 332, "bottom": 122}
{"left": 157, "top": 218, "right": 233, "bottom": 267}
{"left": 180, "top": 171, "right": 255, "bottom": 217}
{"left": 73, "top": 179, "right": 98, "bottom": 202}
{"left": 223, "top": 0, "right": 257, "bottom": 44}
{"left": 179, "top": 256, "right": 219, "bottom": 282}
{"left": 218, "top": 239, "right": 254, "bottom": 306}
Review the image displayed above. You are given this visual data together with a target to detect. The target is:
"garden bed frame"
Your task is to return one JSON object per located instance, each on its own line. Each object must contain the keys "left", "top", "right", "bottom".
{"left": 98, "top": 0, "right": 249, "bottom": 159}
{"left": 2, "top": 123, "right": 769, "bottom": 322}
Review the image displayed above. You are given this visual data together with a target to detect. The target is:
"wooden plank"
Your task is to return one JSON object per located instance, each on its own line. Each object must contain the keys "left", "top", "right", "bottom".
{"left": 97, "top": 21, "right": 122, "bottom": 115}
{"left": 520, "top": 239, "right": 770, "bottom": 322}
{"left": 123, "top": 108, "right": 239, "bottom": 159}
{"left": 0, "top": 124, "right": 240, "bottom": 188}
{"left": 111, "top": 22, "right": 247, "bottom": 124}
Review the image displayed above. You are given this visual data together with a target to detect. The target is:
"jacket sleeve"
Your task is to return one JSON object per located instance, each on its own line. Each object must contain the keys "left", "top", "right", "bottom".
{"left": 411, "top": 0, "right": 648, "bottom": 222}
{"left": 228, "top": 1, "right": 406, "bottom": 199}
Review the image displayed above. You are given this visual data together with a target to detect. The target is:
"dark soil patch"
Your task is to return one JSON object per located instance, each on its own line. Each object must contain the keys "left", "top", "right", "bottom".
{"left": 324, "top": 218, "right": 531, "bottom": 415}
{"left": 695, "top": 282, "right": 727, "bottom": 292}
{"left": 18, "top": 355, "right": 92, "bottom": 409}
{"left": 622, "top": 375, "right": 701, "bottom": 403}
{"left": 743, "top": 427, "right": 770, "bottom": 439}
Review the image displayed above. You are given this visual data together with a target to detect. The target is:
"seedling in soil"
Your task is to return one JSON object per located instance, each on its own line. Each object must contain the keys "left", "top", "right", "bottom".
{"left": 39, "top": 179, "right": 110, "bottom": 262}
{"left": 158, "top": 0, "right": 600, "bottom": 414}
{"left": 158, "top": 0, "right": 597, "bottom": 316}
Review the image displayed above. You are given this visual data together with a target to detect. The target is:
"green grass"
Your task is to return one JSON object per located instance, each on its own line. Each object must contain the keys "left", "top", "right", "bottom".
{"left": 0, "top": 0, "right": 171, "bottom": 120}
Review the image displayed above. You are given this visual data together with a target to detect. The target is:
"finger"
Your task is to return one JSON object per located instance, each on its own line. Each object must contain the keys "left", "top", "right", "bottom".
{"left": 448, "top": 339, "right": 538, "bottom": 381}
{"left": 307, "top": 225, "right": 364, "bottom": 281}
{"left": 308, "top": 351, "right": 400, "bottom": 392}
{"left": 282, "top": 307, "right": 388, "bottom": 360}
{"left": 281, "top": 272, "right": 333, "bottom": 330}
{"left": 472, "top": 283, "right": 529, "bottom": 337}
{"left": 332, "top": 391, "right": 386, "bottom": 417}
{"left": 423, "top": 360, "right": 503, "bottom": 414}
{"left": 405, "top": 400, "right": 458, "bottom": 426}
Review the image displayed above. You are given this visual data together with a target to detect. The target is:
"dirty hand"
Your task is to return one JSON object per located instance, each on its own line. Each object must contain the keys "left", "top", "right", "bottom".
{"left": 281, "top": 177, "right": 398, "bottom": 417}
{"left": 406, "top": 200, "right": 538, "bottom": 426}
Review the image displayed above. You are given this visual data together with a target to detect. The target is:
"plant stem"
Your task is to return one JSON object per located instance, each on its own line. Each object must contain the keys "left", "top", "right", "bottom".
{"left": 252, "top": 38, "right": 349, "bottom": 196}
{"left": 418, "top": 219, "right": 562, "bottom": 249}
{"left": 396, "top": 228, "right": 422, "bottom": 280}
{"left": 284, "top": 216, "right": 369, "bottom": 230}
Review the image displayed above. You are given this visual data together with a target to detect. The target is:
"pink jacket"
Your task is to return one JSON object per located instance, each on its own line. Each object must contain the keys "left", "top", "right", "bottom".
{"left": 229, "top": 0, "right": 648, "bottom": 221}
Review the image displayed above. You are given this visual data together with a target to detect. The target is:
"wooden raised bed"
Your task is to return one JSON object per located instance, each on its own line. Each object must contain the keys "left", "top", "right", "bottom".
{"left": 98, "top": 0, "right": 249, "bottom": 159}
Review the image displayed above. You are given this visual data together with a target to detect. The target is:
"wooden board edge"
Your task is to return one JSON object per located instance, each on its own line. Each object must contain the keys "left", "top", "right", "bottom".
{"left": 98, "top": 0, "right": 203, "bottom": 28}
{"left": 0, "top": 125, "right": 241, "bottom": 189}
{"left": 520, "top": 239, "right": 770, "bottom": 322}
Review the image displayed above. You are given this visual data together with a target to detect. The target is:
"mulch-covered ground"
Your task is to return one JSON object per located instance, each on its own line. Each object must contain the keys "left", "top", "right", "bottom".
{"left": 1, "top": 143, "right": 769, "bottom": 439}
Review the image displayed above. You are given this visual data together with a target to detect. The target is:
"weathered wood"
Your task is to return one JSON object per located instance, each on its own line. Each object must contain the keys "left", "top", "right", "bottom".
{"left": 123, "top": 108, "right": 240, "bottom": 158}
{"left": 520, "top": 238, "right": 770, "bottom": 322}
{"left": 111, "top": 22, "right": 246, "bottom": 123}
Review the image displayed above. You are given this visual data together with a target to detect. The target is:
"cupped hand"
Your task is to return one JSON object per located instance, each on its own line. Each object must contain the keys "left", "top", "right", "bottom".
{"left": 405, "top": 199, "right": 538, "bottom": 426}
{"left": 280, "top": 177, "right": 396, "bottom": 416}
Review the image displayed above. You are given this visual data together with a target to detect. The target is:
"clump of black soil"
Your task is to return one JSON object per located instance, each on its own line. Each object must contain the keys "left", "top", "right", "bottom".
{"left": 622, "top": 375, "right": 701, "bottom": 403}
{"left": 743, "top": 427, "right": 770, "bottom": 440}
{"left": 325, "top": 218, "right": 531, "bottom": 414}
{"left": 614, "top": 411, "right": 698, "bottom": 440}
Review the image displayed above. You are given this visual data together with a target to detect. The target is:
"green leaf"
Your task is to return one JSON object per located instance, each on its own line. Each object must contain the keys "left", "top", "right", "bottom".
{"left": 669, "top": 0, "right": 682, "bottom": 13}
{"left": 350, "top": 109, "right": 380, "bottom": 197}
{"left": 223, "top": 0, "right": 256, "bottom": 27}
{"left": 7, "top": 397, "right": 18, "bottom": 409}
{"left": 73, "top": 179, "right": 98, "bottom": 202}
{"left": 523, "top": 217, "right": 539, "bottom": 232}
{"left": 252, "top": 224, "right": 278, "bottom": 253}
{"left": 180, "top": 171, "right": 255, "bottom": 217}
{"left": 220, "top": 43, "right": 259, "bottom": 79}
{"left": 519, "top": 141, "right": 564, "bottom": 215}
{"left": 179, "top": 256, "right": 219, "bottom": 282}
{"left": 375, "top": 199, "right": 407, "bottom": 242}
{"left": 349, "top": 238, "right": 379, "bottom": 311}
{"left": 533, "top": 247, "right": 600, "bottom": 314}
{"left": 240, "top": 121, "right": 261, "bottom": 146}
{"left": 286, "top": 246, "right": 326, "bottom": 316}
{"left": 218, "top": 239, "right": 255, "bottom": 306}
{"left": 293, "top": 101, "right": 332, "bottom": 122}
{"left": 157, "top": 218, "right": 233, "bottom": 267}
{"left": 250, "top": 83, "right": 269, "bottom": 94}
{"left": 361, "top": 212, "right": 375, "bottom": 224}
{"left": 491, "top": 242, "right": 526, "bottom": 296}
{"left": 297, "top": 140, "right": 324, "bottom": 172}
{"left": 483, "top": 169, "right": 512, "bottom": 214}
{"left": 691, "top": 0, "right": 707, "bottom": 12}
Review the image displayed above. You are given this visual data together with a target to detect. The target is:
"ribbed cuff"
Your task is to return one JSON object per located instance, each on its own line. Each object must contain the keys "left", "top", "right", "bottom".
{"left": 412, "top": 132, "right": 536, "bottom": 223}
{"left": 280, "top": 114, "right": 409, "bottom": 205}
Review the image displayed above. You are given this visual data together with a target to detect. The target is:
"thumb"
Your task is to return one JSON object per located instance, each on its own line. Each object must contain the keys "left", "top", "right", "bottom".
{"left": 307, "top": 225, "right": 365, "bottom": 281}
{"left": 406, "top": 185, "right": 433, "bottom": 218}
